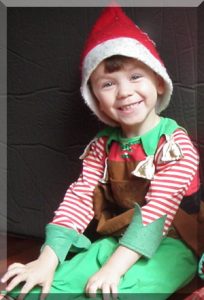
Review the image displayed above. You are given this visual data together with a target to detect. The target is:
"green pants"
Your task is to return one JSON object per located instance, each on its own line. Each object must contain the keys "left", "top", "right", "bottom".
{"left": 9, "top": 237, "right": 197, "bottom": 300}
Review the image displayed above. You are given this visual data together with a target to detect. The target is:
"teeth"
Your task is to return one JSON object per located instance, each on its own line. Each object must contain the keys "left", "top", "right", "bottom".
{"left": 120, "top": 103, "right": 138, "bottom": 111}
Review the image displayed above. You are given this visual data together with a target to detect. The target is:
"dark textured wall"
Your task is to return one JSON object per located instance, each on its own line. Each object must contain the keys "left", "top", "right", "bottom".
{"left": 7, "top": 5, "right": 203, "bottom": 238}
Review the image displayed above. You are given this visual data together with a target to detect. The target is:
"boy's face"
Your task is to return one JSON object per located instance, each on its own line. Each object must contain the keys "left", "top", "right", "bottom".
{"left": 90, "top": 58, "right": 164, "bottom": 137}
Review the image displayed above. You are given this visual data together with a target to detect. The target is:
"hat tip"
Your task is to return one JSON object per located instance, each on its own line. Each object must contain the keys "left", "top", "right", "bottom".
{"left": 107, "top": 0, "right": 121, "bottom": 7}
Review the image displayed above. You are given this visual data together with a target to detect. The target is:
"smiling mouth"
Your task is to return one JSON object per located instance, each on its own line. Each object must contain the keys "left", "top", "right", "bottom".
{"left": 118, "top": 101, "right": 143, "bottom": 111}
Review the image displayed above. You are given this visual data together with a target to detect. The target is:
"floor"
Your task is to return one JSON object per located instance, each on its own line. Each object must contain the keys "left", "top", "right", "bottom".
{"left": 0, "top": 233, "right": 43, "bottom": 293}
{"left": 0, "top": 233, "right": 203, "bottom": 299}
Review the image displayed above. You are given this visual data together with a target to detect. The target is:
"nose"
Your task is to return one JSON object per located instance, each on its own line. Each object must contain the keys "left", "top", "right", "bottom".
{"left": 117, "top": 81, "right": 134, "bottom": 100}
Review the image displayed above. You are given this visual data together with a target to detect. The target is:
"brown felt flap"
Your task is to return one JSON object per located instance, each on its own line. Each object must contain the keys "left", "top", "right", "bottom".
{"left": 96, "top": 208, "right": 135, "bottom": 235}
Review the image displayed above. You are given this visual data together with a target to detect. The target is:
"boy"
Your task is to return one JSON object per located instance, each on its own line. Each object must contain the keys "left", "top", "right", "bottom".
{"left": 1, "top": 4, "right": 202, "bottom": 300}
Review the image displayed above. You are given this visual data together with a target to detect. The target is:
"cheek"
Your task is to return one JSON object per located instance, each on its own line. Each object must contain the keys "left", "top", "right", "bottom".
{"left": 98, "top": 98, "right": 110, "bottom": 112}
{"left": 137, "top": 81, "right": 155, "bottom": 95}
{"left": 98, "top": 100, "right": 104, "bottom": 111}
{"left": 92, "top": 90, "right": 105, "bottom": 109}
{"left": 97, "top": 93, "right": 114, "bottom": 111}
{"left": 141, "top": 81, "right": 159, "bottom": 96}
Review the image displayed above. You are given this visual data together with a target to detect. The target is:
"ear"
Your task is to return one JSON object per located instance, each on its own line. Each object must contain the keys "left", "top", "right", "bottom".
{"left": 157, "top": 76, "right": 165, "bottom": 95}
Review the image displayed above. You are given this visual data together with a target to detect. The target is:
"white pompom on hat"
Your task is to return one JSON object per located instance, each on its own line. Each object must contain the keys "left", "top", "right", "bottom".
{"left": 80, "top": 3, "right": 173, "bottom": 126}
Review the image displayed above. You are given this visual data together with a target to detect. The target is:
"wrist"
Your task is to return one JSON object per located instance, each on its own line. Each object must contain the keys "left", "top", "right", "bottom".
{"left": 44, "top": 224, "right": 91, "bottom": 264}
{"left": 103, "top": 246, "right": 141, "bottom": 277}
{"left": 38, "top": 245, "right": 59, "bottom": 268}
{"left": 102, "top": 263, "right": 123, "bottom": 278}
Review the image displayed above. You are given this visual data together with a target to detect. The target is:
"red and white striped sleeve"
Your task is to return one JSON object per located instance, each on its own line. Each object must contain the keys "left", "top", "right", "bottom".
{"left": 50, "top": 137, "right": 107, "bottom": 233}
{"left": 142, "top": 129, "right": 200, "bottom": 235}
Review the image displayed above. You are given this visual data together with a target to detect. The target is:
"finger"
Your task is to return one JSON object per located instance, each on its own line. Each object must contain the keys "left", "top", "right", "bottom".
{"left": 40, "top": 291, "right": 49, "bottom": 300}
{"left": 17, "top": 291, "right": 26, "bottom": 300}
{"left": 200, "top": 288, "right": 204, "bottom": 296}
{"left": 101, "top": 283, "right": 110, "bottom": 300}
{"left": 6, "top": 273, "right": 27, "bottom": 292}
{"left": 7, "top": 263, "right": 25, "bottom": 272}
{"left": 19, "top": 280, "right": 36, "bottom": 299}
{"left": 16, "top": 281, "right": 35, "bottom": 300}
{"left": 86, "top": 282, "right": 98, "bottom": 298}
{"left": 0, "top": 264, "right": 22, "bottom": 282}
{"left": 17, "top": 293, "right": 26, "bottom": 300}
{"left": 85, "top": 281, "right": 93, "bottom": 294}
{"left": 110, "top": 283, "right": 118, "bottom": 300}
{"left": 191, "top": 296, "right": 199, "bottom": 300}
{"left": 1, "top": 267, "right": 25, "bottom": 284}
{"left": 40, "top": 281, "right": 52, "bottom": 300}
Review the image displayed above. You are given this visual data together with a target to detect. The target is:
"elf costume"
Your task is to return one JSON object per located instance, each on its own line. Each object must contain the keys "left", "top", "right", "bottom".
{"left": 6, "top": 3, "right": 204, "bottom": 300}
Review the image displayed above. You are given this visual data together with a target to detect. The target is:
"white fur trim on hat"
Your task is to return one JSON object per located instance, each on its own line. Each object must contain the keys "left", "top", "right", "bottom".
{"left": 81, "top": 38, "right": 173, "bottom": 126}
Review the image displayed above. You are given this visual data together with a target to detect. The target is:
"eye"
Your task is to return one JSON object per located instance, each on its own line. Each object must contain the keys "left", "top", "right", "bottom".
{"left": 131, "top": 74, "right": 141, "bottom": 81}
{"left": 102, "top": 81, "right": 114, "bottom": 89}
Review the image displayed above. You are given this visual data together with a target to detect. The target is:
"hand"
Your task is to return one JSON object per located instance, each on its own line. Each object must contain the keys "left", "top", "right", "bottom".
{"left": 1, "top": 246, "right": 58, "bottom": 300}
{"left": 85, "top": 245, "right": 141, "bottom": 300}
{"left": 184, "top": 287, "right": 204, "bottom": 300}
{"left": 85, "top": 266, "right": 120, "bottom": 300}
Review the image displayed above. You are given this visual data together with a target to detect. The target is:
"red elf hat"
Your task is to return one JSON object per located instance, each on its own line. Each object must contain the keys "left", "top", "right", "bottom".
{"left": 80, "top": 3, "right": 173, "bottom": 126}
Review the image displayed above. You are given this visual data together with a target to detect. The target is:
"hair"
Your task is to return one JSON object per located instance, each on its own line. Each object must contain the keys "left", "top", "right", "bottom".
{"left": 88, "top": 55, "right": 130, "bottom": 91}
{"left": 103, "top": 55, "right": 132, "bottom": 73}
